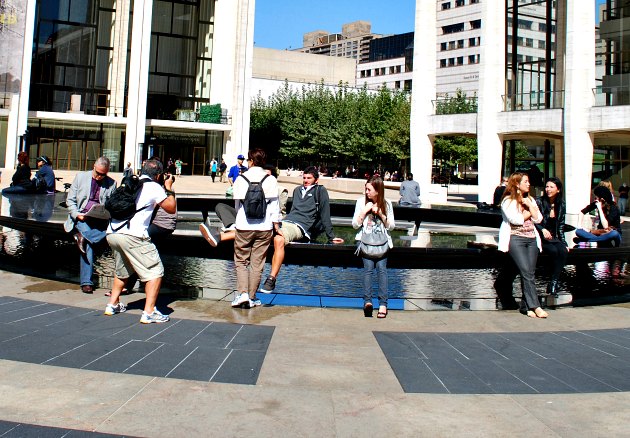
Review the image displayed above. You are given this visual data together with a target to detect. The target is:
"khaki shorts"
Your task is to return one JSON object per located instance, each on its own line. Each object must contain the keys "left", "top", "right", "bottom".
{"left": 280, "top": 221, "right": 304, "bottom": 245}
{"left": 106, "top": 233, "right": 164, "bottom": 282}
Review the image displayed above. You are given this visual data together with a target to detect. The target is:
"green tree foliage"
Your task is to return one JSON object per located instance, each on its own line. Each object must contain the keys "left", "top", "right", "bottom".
{"left": 249, "top": 81, "right": 411, "bottom": 167}
{"left": 432, "top": 89, "right": 478, "bottom": 182}
{"left": 435, "top": 88, "right": 478, "bottom": 115}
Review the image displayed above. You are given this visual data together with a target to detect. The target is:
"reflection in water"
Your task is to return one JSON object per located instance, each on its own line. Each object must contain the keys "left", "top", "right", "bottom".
{"left": 2, "top": 193, "right": 56, "bottom": 222}
{"left": 0, "top": 227, "right": 628, "bottom": 308}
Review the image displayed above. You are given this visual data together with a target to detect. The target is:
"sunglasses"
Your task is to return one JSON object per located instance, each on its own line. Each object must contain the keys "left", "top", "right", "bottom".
{"left": 94, "top": 169, "right": 107, "bottom": 177}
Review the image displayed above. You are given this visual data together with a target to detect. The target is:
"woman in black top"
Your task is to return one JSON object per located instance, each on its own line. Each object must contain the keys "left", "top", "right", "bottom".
{"left": 574, "top": 186, "right": 622, "bottom": 247}
{"left": 12, "top": 152, "right": 31, "bottom": 186}
{"left": 535, "top": 177, "right": 568, "bottom": 296}
{"left": 2, "top": 152, "right": 32, "bottom": 195}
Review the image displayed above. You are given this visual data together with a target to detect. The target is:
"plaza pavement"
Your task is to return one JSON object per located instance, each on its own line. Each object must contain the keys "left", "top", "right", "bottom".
{"left": 1, "top": 269, "right": 630, "bottom": 437}
{"left": 2, "top": 170, "right": 630, "bottom": 436}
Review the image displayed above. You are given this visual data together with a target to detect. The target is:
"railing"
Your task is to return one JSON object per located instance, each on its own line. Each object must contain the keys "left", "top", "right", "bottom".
{"left": 433, "top": 96, "right": 478, "bottom": 115}
{"left": 502, "top": 90, "right": 564, "bottom": 111}
{"left": 592, "top": 85, "right": 630, "bottom": 107}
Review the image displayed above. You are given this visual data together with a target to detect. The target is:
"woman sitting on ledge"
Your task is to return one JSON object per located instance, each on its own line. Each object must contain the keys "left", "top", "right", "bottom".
{"left": 1, "top": 152, "right": 31, "bottom": 194}
{"left": 574, "top": 186, "right": 622, "bottom": 248}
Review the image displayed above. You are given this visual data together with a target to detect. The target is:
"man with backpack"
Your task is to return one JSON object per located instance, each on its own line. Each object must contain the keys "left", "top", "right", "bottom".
{"left": 260, "top": 166, "right": 344, "bottom": 294}
{"left": 63, "top": 156, "right": 117, "bottom": 294}
{"left": 104, "top": 159, "right": 177, "bottom": 323}
{"left": 230, "top": 149, "right": 280, "bottom": 309}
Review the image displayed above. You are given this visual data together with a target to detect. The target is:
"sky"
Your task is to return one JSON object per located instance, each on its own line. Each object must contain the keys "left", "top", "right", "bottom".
{"left": 254, "top": 0, "right": 416, "bottom": 50}
{"left": 256, "top": 1, "right": 609, "bottom": 50}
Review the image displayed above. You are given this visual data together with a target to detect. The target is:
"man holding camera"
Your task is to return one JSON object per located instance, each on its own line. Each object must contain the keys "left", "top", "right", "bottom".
{"left": 64, "top": 156, "right": 117, "bottom": 294}
{"left": 105, "top": 159, "right": 176, "bottom": 323}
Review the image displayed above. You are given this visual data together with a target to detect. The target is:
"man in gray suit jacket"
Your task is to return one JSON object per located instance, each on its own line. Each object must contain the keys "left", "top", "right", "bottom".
{"left": 64, "top": 156, "right": 117, "bottom": 293}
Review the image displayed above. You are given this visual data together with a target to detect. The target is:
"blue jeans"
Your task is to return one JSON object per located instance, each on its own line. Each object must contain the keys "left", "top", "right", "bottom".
{"left": 575, "top": 228, "right": 622, "bottom": 247}
{"left": 362, "top": 256, "right": 388, "bottom": 307}
{"left": 508, "top": 235, "right": 540, "bottom": 311}
{"left": 75, "top": 220, "right": 107, "bottom": 286}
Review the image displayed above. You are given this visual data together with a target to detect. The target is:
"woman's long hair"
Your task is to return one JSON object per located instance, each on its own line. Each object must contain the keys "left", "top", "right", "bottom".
{"left": 541, "top": 176, "right": 564, "bottom": 216}
{"left": 502, "top": 172, "right": 529, "bottom": 205}
{"left": 365, "top": 175, "right": 387, "bottom": 217}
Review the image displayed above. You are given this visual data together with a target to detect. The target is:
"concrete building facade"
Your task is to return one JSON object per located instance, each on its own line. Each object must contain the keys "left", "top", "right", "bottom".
{"left": 411, "top": 0, "right": 630, "bottom": 225}
{"left": 0, "top": 0, "right": 254, "bottom": 175}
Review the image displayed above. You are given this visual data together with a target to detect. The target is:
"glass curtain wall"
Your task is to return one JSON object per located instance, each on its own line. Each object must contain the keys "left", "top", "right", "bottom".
{"left": 27, "top": 119, "right": 125, "bottom": 171}
{"left": 598, "top": 0, "right": 630, "bottom": 105}
{"left": 30, "top": 0, "right": 123, "bottom": 115}
{"left": 147, "top": 0, "right": 215, "bottom": 120}
{"left": 505, "top": 0, "right": 558, "bottom": 111}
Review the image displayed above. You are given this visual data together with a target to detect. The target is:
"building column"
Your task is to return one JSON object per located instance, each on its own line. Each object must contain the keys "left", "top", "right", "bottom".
{"left": 409, "top": 0, "right": 436, "bottom": 197}
{"left": 562, "top": 0, "right": 596, "bottom": 219}
{"left": 124, "top": 0, "right": 153, "bottom": 170}
{"left": 5, "top": 0, "right": 37, "bottom": 169}
{"left": 211, "top": 0, "right": 254, "bottom": 166}
{"left": 109, "top": 0, "right": 131, "bottom": 117}
{"left": 476, "top": 0, "right": 506, "bottom": 203}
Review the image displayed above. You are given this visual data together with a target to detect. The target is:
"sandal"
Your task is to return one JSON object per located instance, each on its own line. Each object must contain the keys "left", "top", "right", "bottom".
{"left": 377, "top": 307, "right": 388, "bottom": 319}
{"left": 363, "top": 302, "right": 373, "bottom": 317}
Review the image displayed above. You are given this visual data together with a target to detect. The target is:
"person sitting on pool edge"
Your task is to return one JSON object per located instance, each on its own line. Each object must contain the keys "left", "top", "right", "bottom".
{"left": 259, "top": 166, "right": 344, "bottom": 293}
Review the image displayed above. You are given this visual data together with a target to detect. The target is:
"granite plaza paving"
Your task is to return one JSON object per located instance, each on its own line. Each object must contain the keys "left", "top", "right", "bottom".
{"left": 2, "top": 270, "right": 630, "bottom": 437}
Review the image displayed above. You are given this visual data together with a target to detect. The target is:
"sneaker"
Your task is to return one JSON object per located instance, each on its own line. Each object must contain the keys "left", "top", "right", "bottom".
{"left": 260, "top": 276, "right": 276, "bottom": 294}
{"left": 251, "top": 298, "right": 262, "bottom": 307}
{"left": 231, "top": 293, "right": 251, "bottom": 309}
{"left": 140, "top": 308, "right": 170, "bottom": 324}
{"left": 104, "top": 302, "right": 126, "bottom": 316}
{"left": 199, "top": 224, "right": 221, "bottom": 247}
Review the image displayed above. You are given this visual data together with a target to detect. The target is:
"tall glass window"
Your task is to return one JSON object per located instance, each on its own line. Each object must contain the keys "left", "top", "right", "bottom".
{"left": 147, "top": 0, "right": 215, "bottom": 120}
{"left": 30, "top": 0, "right": 121, "bottom": 114}
{"left": 597, "top": 0, "right": 630, "bottom": 106}
{"left": 506, "top": 0, "right": 558, "bottom": 111}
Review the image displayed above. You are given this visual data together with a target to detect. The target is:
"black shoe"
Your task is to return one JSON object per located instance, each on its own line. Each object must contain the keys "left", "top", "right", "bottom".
{"left": 81, "top": 285, "right": 94, "bottom": 294}
{"left": 199, "top": 223, "right": 221, "bottom": 247}
{"left": 546, "top": 280, "right": 559, "bottom": 297}
{"left": 74, "top": 232, "right": 86, "bottom": 254}
{"left": 363, "top": 302, "right": 373, "bottom": 317}
{"left": 260, "top": 276, "right": 276, "bottom": 293}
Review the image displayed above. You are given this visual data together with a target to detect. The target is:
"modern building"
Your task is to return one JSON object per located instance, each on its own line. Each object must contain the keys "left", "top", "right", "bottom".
{"left": 411, "top": 0, "right": 630, "bottom": 223}
{"left": 252, "top": 48, "right": 357, "bottom": 100}
{"left": 298, "top": 21, "right": 381, "bottom": 63}
{"left": 0, "top": 0, "right": 255, "bottom": 175}
{"left": 357, "top": 32, "right": 414, "bottom": 91}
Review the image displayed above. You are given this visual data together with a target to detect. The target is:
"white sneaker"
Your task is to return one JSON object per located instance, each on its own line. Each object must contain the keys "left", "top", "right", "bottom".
{"left": 104, "top": 302, "right": 126, "bottom": 316}
{"left": 140, "top": 308, "right": 170, "bottom": 324}
{"left": 231, "top": 293, "right": 251, "bottom": 309}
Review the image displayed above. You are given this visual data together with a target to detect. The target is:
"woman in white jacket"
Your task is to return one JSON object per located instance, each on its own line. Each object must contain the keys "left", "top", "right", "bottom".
{"left": 352, "top": 175, "right": 395, "bottom": 318}
{"left": 498, "top": 172, "right": 548, "bottom": 318}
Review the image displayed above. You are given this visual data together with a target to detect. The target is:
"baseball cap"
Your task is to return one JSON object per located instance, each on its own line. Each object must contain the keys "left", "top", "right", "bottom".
{"left": 237, "top": 154, "right": 245, "bottom": 160}
{"left": 36, "top": 156, "right": 50, "bottom": 164}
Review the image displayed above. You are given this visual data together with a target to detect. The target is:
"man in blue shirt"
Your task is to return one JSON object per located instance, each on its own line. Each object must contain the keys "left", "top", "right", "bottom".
{"left": 228, "top": 154, "right": 247, "bottom": 186}
{"left": 34, "top": 156, "right": 56, "bottom": 193}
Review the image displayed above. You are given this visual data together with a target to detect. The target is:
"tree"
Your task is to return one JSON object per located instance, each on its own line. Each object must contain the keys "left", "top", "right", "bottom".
{"left": 250, "top": 82, "right": 411, "bottom": 171}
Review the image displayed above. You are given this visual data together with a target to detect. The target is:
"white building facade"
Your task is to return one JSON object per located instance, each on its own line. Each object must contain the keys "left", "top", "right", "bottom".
{"left": 411, "top": 0, "right": 630, "bottom": 225}
{"left": 0, "top": 0, "right": 254, "bottom": 175}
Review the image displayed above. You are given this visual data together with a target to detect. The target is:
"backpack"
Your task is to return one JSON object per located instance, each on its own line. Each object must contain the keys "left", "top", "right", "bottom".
{"left": 105, "top": 175, "right": 149, "bottom": 231}
{"left": 240, "top": 174, "right": 270, "bottom": 220}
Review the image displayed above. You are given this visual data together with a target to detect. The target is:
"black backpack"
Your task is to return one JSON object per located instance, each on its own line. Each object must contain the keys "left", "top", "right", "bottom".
{"left": 105, "top": 175, "right": 149, "bottom": 230}
{"left": 240, "top": 174, "right": 270, "bottom": 220}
